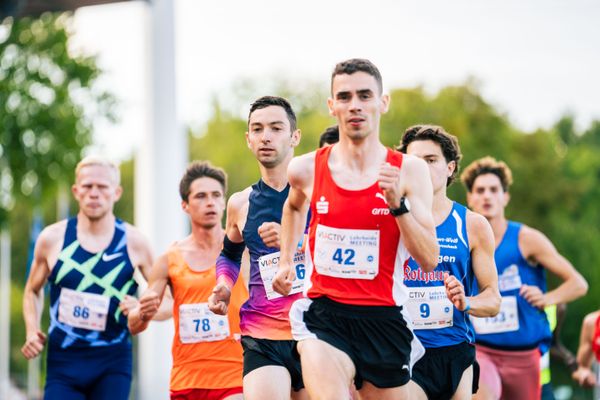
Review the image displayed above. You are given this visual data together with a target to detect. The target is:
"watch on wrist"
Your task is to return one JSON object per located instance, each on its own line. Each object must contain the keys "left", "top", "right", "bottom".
{"left": 389, "top": 197, "right": 411, "bottom": 217}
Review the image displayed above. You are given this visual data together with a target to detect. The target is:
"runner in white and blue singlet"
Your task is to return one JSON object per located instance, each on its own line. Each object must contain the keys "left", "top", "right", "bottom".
{"left": 399, "top": 125, "right": 500, "bottom": 400}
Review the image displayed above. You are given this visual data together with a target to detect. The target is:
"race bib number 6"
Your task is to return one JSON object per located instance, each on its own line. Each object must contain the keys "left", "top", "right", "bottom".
{"left": 259, "top": 249, "right": 306, "bottom": 300}
{"left": 179, "top": 303, "right": 230, "bottom": 344}
{"left": 313, "top": 224, "right": 379, "bottom": 280}
{"left": 58, "top": 287, "right": 110, "bottom": 332}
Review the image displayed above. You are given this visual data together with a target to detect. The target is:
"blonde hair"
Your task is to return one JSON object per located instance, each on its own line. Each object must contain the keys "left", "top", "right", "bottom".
{"left": 75, "top": 155, "right": 121, "bottom": 184}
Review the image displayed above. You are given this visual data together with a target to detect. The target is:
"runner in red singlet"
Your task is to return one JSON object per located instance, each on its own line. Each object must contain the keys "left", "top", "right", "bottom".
{"left": 273, "top": 58, "right": 439, "bottom": 400}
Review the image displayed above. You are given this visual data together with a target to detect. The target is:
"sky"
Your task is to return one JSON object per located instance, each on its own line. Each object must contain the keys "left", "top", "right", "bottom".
{"left": 70, "top": 0, "right": 600, "bottom": 160}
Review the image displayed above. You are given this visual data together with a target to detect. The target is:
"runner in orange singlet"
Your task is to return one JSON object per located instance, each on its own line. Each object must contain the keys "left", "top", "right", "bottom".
{"left": 129, "top": 161, "right": 247, "bottom": 400}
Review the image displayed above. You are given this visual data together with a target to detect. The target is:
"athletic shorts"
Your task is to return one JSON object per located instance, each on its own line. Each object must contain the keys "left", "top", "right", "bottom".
{"left": 411, "top": 342, "right": 478, "bottom": 400}
{"left": 240, "top": 336, "right": 304, "bottom": 391}
{"left": 476, "top": 343, "right": 541, "bottom": 400}
{"left": 290, "top": 296, "right": 424, "bottom": 389}
{"left": 170, "top": 387, "right": 243, "bottom": 400}
{"left": 44, "top": 341, "right": 132, "bottom": 400}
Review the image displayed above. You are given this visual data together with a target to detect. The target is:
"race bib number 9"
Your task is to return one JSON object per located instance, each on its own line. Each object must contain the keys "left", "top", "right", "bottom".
{"left": 259, "top": 249, "right": 306, "bottom": 300}
{"left": 58, "top": 288, "right": 110, "bottom": 332}
{"left": 313, "top": 224, "right": 379, "bottom": 280}
{"left": 405, "top": 286, "right": 454, "bottom": 329}
{"left": 471, "top": 296, "right": 519, "bottom": 334}
{"left": 179, "top": 303, "right": 230, "bottom": 344}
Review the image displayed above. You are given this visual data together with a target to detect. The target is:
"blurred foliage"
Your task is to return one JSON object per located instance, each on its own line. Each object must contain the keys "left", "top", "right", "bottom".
{"left": 0, "top": 12, "right": 116, "bottom": 227}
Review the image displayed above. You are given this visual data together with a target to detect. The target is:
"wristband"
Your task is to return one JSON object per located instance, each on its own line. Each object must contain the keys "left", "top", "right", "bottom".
{"left": 464, "top": 298, "right": 471, "bottom": 313}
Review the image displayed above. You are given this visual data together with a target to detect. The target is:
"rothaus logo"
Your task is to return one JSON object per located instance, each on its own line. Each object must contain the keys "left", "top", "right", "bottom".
{"left": 316, "top": 196, "right": 329, "bottom": 214}
{"left": 372, "top": 192, "right": 390, "bottom": 215}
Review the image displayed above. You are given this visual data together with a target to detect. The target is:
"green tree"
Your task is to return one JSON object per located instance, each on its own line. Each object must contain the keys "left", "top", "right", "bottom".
{"left": 0, "top": 13, "right": 115, "bottom": 226}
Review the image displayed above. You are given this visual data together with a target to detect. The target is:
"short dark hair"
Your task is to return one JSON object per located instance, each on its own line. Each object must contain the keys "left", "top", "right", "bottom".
{"left": 398, "top": 125, "right": 462, "bottom": 186}
{"left": 179, "top": 161, "right": 227, "bottom": 202}
{"left": 460, "top": 156, "right": 513, "bottom": 193}
{"left": 319, "top": 125, "right": 339, "bottom": 148}
{"left": 248, "top": 96, "right": 297, "bottom": 132}
{"left": 331, "top": 58, "right": 383, "bottom": 94}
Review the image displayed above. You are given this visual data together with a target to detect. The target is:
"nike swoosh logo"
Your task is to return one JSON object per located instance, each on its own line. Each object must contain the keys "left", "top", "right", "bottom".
{"left": 102, "top": 252, "right": 123, "bottom": 262}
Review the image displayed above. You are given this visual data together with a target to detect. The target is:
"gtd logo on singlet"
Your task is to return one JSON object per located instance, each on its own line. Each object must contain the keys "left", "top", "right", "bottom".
{"left": 372, "top": 192, "right": 390, "bottom": 216}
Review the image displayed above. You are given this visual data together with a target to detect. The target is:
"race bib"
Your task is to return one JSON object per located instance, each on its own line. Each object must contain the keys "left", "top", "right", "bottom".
{"left": 258, "top": 249, "right": 306, "bottom": 300}
{"left": 313, "top": 224, "right": 379, "bottom": 280}
{"left": 498, "top": 264, "right": 522, "bottom": 292}
{"left": 405, "top": 286, "right": 454, "bottom": 329}
{"left": 179, "top": 303, "right": 230, "bottom": 344}
{"left": 58, "top": 288, "right": 110, "bottom": 331}
{"left": 471, "top": 296, "right": 519, "bottom": 334}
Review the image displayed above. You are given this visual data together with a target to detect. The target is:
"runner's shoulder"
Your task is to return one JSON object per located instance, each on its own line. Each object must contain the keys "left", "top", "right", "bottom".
{"left": 37, "top": 220, "right": 68, "bottom": 250}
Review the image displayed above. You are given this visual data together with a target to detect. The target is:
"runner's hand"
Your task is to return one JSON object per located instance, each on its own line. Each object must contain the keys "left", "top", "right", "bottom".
{"left": 272, "top": 261, "right": 295, "bottom": 296}
{"left": 572, "top": 367, "right": 596, "bottom": 388}
{"left": 208, "top": 283, "right": 231, "bottom": 315}
{"left": 378, "top": 162, "right": 403, "bottom": 209}
{"left": 444, "top": 272, "right": 468, "bottom": 311}
{"left": 138, "top": 290, "right": 160, "bottom": 321}
{"left": 258, "top": 222, "right": 281, "bottom": 248}
{"left": 119, "top": 295, "right": 139, "bottom": 317}
{"left": 21, "top": 331, "right": 47, "bottom": 360}
{"left": 519, "top": 284, "right": 545, "bottom": 309}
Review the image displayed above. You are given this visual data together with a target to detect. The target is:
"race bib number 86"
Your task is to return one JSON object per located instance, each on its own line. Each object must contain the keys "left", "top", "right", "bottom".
{"left": 58, "top": 288, "right": 110, "bottom": 332}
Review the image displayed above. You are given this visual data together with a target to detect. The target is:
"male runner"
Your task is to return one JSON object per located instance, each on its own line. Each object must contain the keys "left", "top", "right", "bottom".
{"left": 21, "top": 156, "right": 153, "bottom": 400}
{"left": 398, "top": 125, "right": 500, "bottom": 400}
{"left": 128, "top": 161, "right": 247, "bottom": 400}
{"left": 572, "top": 309, "right": 600, "bottom": 391}
{"left": 208, "top": 96, "right": 308, "bottom": 400}
{"left": 273, "top": 58, "right": 439, "bottom": 400}
{"left": 461, "top": 156, "right": 588, "bottom": 400}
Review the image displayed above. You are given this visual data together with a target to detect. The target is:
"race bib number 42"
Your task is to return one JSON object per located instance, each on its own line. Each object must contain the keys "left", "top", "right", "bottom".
{"left": 179, "top": 303, "right": 230, "bottom": 344}
{"left": 259, "top": 250, "right": 306, "bottom": 300}
{"left": 405, "top": 286, "right": 454, "bottom": 330}
{"left": 313, "top": 224, "right": 379, "bottom": 280}
{"left": 471, "top": 296, "right": 519, "bottom": 334}
{"left": 58, "top": 288, "right": 110, "bottom": 332}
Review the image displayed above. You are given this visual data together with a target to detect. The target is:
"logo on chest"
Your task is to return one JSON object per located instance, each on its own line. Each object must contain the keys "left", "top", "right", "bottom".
{"left": 372, "top": 192, "right": 390, "bottom": 215}
{"left": 316, "top": 196, "right": 329, "bottom": 214}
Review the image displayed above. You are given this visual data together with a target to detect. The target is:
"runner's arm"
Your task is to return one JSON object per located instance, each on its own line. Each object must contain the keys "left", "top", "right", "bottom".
{"left": 572, "top": 312, "right": 597, "bottom": 387}
{"left": 209, "top": 192, "right": 247, "bottom": 314}
{"left": 272, "top": 153, "right": 313, "bottom": 295}
{"left": 21, "top": 228, "right": 54, "bottom": 359}
{"left": 381, "top": 155, "right": 438, "bottom": 271}
{"left": 128, "top": 252, "right": 169, "bottom": 335}
{"left": 520, "top": 227, "right": 588, "bottom": 307}
{"left": 467, "top": 212, "right": 500, "bottom": 317}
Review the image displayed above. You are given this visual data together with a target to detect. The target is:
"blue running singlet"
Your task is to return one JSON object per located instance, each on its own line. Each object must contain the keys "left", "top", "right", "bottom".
{"left": 404, "top": 202, "right": 475, "bottom": 347}
{"left": 471, "top": 221, "right": 551, "bottom": 351}
{"left": 47, "top": 217, "right": 138, "bottom": 349}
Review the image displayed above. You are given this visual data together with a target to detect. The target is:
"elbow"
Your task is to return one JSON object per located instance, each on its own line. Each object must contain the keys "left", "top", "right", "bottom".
{"left": 418, "top": 245, "right": 439, "bottom": 273}
{"left": 575, "top": 276, "right": 589, "bottom": 299}
{"left": 490, "top": 289, "right": 501, "bottom": 317}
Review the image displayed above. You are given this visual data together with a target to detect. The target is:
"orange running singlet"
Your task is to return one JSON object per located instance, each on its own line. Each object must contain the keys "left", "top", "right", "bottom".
{"left": 168, "top": 247, "right": 247, "bottom": 391}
